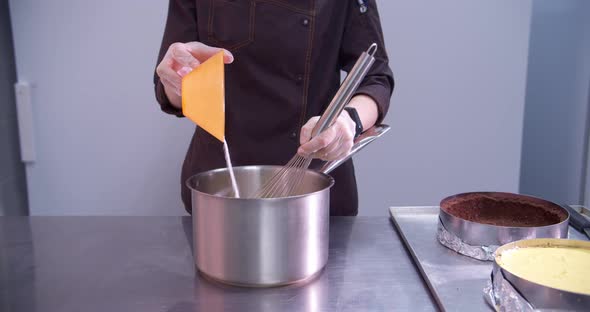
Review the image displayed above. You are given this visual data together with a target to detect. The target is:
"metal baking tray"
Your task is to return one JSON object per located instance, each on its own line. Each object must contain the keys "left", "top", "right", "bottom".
{"left": 389, "top": 206, "right": 587, "bottom": 312}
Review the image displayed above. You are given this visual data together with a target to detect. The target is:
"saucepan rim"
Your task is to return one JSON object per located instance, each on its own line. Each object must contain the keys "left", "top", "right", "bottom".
{"left": 186, "top": 165, "right": 335, "bottom": 201}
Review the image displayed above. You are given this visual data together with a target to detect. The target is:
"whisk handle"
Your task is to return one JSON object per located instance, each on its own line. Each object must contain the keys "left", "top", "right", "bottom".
{"left": 310, "top": 43, "right": 378, "bottom": 138}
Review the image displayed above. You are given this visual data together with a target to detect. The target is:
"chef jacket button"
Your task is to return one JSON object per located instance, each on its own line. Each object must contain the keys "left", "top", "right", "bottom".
{"left": 295, "top": 74, "right": 304, "bottom": 85}
{"left": 301, "top": 18, "right": 310, "bottom": 27}
{"left": 290, "top": 131, "right": 297, "bottom": 139}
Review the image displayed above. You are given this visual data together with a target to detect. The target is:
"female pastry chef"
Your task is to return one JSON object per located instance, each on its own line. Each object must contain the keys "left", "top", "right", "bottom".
{"left": 154, "top": 0, "right": 394, "bottom": 216}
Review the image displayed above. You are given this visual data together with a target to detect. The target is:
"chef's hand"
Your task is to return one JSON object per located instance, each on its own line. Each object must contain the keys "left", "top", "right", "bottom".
{"left": 298, "top": 112, "right": 356, "bottom": 161}
{"left": 156, "top": 41, "right": 234, "bottom": 106}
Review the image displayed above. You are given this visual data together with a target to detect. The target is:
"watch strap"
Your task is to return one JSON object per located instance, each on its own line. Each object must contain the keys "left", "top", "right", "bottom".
{"left": 344, "top": 107, "right": 363, "bottom": 138}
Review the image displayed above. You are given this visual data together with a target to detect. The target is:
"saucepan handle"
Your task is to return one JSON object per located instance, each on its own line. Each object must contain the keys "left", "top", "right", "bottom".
{"left": 317, "top": 124, "right": 391, "bottom": 175}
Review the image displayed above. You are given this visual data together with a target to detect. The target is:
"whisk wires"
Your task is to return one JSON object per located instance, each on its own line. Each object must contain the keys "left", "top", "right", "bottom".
{"left": 252, "top": 154, "right": 312, "bottom": 198}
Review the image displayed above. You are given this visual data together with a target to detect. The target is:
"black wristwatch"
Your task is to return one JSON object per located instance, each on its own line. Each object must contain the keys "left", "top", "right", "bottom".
{"left": 344, "top": 107, "right": 363, "bottom": 138}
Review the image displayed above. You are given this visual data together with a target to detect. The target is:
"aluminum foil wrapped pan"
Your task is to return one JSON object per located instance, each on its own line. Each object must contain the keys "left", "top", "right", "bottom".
{"left": 437, "top": 218, "right": 498, "bottom": 261}
{"left": 484, "top": 268, "right": 536, "bottom": 312}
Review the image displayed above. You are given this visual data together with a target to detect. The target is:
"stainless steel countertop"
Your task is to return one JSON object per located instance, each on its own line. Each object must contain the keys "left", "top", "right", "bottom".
{"left": 0, "top": 216, "right": 436, "bottom": 312}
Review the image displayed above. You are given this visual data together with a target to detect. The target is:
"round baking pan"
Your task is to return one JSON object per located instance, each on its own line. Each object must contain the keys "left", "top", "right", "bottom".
{"left": 439, "top": 192, "right": 569, "bottom": 247}
{"left": 492, "top": 238, "right": 590, "bottom": 310}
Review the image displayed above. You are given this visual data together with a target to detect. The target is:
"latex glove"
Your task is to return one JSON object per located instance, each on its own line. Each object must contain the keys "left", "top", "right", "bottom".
{"left": 298, "top": 112, "right": 356, "bottom": 161}
{"left": 156, "top": 41, "right": 234, "bottom": 96}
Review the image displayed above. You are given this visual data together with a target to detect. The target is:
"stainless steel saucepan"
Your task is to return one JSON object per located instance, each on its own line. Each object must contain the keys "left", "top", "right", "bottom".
{"left": 186, "top": 125, "right": 390, "bottom": 287}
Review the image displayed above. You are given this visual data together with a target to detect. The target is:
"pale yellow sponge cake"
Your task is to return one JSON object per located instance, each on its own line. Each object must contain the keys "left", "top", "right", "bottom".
{"left": 497, "top": 246, "right": 590, "bottom": 295}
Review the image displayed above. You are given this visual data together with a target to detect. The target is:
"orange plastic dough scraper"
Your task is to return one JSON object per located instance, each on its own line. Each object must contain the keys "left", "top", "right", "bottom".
{"left": 181, "top": 51, "right": 240, "bottom": 197}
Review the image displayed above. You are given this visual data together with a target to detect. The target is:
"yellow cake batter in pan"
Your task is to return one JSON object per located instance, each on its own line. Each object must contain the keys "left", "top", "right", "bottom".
{"left": 496, "top": 244, "right": 590, "bottom": 295}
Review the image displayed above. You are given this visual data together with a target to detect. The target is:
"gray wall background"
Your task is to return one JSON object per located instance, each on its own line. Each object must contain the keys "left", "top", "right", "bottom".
{"left": 9, "top": 0, "right": 194, "bottom": 215}
{"left": 586, "top": 85, "right": 590, "bottom": 207}
{"left": 519, "top": 0, "right": 590, "bottom": 205}
{"left": 0, "top": 0, "right": 28, "bottom": 216}
{"left": 355, "top": 0, "right": 531, "bottom": 214}
{"left": 8, "top": 0, "right": 588, "bottom": 216}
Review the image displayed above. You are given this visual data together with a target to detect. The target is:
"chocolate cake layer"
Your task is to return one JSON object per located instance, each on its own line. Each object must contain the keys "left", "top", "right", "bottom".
{"left": 441, "top": 193, "right": 567, "bottom": 227}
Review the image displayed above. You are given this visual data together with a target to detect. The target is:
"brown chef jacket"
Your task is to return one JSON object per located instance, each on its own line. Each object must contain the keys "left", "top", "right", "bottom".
{"left": 154, "top": 0, "right": 394, "bottom": 216}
